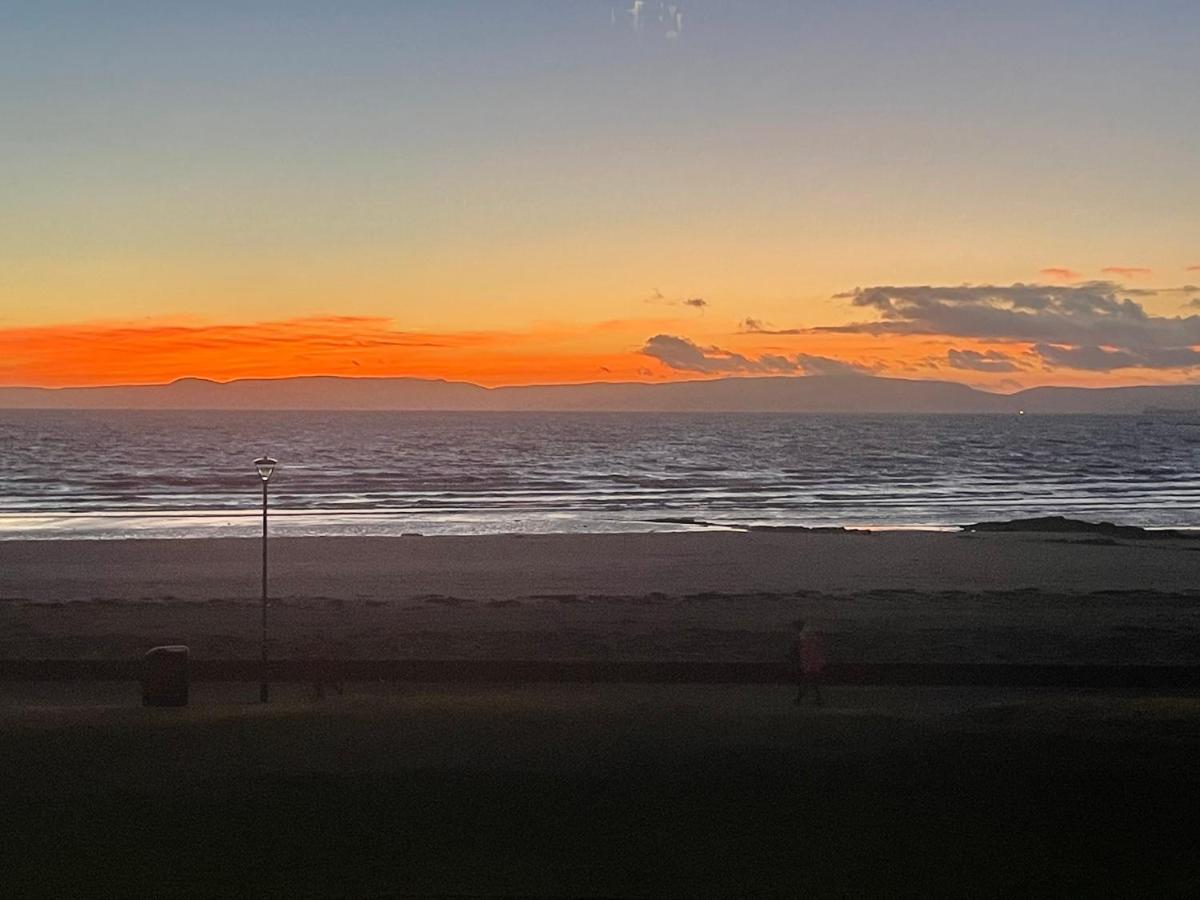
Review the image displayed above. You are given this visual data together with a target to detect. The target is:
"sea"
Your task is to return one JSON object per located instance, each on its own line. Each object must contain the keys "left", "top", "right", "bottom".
{"left": 2, "top": 409, "right": 1199, "bottom": 540}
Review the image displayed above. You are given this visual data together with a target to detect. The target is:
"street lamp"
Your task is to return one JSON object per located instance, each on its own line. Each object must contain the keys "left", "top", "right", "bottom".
{"left": 254, "top": 456, "right": 278, "bottom": 703}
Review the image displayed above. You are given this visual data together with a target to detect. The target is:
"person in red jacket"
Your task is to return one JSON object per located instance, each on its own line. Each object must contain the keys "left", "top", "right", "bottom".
{"left": 789, "top": 619, "right": 827, "bottom": 706}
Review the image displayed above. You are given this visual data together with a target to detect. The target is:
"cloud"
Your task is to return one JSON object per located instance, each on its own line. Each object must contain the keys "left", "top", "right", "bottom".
{"left": 640, "top": 335, "right": 771, "bottom": 373}
{"left": 827, "top": 282, "right": 1200, "bottom": 372}
{"left": 946, "top": 349, "right": 1025, "bottom": 373}
{"left": 1101, "top": 266, "right": 1152, "bottom": 279}
{"left": 646, "top": 290, "right": 708, "bottom": 310}
{"left": 738, "top": 317, "right": 803, "bottom": 335}
{"left": 640, "top": 334, "right": 869, "bottom": 376}
{"left": 1187, "top": 265, "right": 1200, "bottom": 272}
{"left": 1033, "top": 344, "right": 1200, "bottom": 371}
{"left": 793, "top": 354, "right": 874, "bottom": 376}
{"left": 615, "top": 0, "right": 683, "bottom": 39}
{"left": 1040, "top": 267, "right": 1081, "bottom": 282}
{"left": 823, "top": 282, "right": 1200, "bottom": 371}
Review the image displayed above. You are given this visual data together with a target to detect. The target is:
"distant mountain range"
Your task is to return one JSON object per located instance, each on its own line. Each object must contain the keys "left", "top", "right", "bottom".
{"left": 3, "top": 375, "right": 1200, "bottom": 414}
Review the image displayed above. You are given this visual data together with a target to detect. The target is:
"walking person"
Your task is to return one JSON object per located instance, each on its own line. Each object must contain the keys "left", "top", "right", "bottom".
{"left": 789, "top": 619, "right": 826, "bottom": 706}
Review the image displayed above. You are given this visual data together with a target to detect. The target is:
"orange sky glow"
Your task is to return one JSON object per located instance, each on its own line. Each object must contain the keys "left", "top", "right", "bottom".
{"left": 2, "top": 314, "right": 1187, "bottom": 394}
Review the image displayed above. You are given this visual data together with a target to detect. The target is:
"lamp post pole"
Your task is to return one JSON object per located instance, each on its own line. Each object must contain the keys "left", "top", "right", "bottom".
{"left": 260, "top": 475, "right": 268, "bottom": 703}
{"left": 254, "top": 457, "right": 278, "bottom": 703}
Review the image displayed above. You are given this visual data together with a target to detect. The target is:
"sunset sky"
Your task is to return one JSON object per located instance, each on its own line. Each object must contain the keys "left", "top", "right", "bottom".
{"left": 2, "top": 1, "right": 1198, "bottom": 391}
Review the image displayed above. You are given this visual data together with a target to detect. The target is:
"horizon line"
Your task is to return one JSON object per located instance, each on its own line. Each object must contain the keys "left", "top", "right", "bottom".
{"left": 4, "top": 372, "right": 1200, "bottom": 397}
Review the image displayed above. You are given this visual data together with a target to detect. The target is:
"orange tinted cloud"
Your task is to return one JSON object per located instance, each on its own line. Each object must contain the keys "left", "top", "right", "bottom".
{"left": 1101, "top": 266, "right": 1152, "bottom": 279}
{"left": 1040, "top": 267, "right": 1081, "bottom": 281}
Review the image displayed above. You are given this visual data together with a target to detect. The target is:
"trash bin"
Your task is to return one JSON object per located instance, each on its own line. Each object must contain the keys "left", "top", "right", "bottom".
{"left": 143, "top": 645, "right": 189, "bottom": 707}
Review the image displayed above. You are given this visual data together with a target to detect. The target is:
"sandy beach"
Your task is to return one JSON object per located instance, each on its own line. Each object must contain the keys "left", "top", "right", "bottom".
{"left": 3, "top": 530, "right": 1197, "bottom": 664}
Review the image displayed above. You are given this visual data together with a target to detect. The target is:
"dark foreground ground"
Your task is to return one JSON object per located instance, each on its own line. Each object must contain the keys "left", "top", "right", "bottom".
{"left": 3, "top": 683, "right": 1200, "bottom": 898}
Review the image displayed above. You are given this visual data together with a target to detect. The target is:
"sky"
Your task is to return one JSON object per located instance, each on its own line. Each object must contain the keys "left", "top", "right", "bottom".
{"left": 2, "top": 1, "right": 1198, "bottom": 391}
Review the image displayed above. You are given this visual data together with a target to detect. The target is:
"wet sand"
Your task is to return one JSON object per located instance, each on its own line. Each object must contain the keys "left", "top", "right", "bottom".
{"left": 2, "top": 530, "right": 1198, "bottom": 663}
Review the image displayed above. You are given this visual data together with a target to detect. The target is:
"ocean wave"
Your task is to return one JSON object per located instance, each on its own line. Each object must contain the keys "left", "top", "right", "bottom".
{"left": 3, "top": 410, "right": 1200, "bottom": 538}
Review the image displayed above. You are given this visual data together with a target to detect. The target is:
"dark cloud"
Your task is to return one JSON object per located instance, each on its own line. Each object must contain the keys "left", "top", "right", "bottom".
{"left": 793, "top": 353, "right": 873, "bottom": 376}
{"left": 1034, "top": 344, "right": 1200, "bottom": 371}
{"left": 946, "top": 349, "right": 1025, "bottom": 373}
{"left": 641, "top": 335, "right": 757, "bottom": 373}
{"left": 824, "top": 282, "right": 1200, "bottom": 371}
{"left": 640, "top": 334, "right": 869, "bottom": 376}
{"left": 1144, "top": 284, "right": 1200, "bottom": 299}
{"left": 647, "top": 291, "right": 708, "bottom": 310}
{"left": 738, "top": 317, "right": 803, "bottom": 335}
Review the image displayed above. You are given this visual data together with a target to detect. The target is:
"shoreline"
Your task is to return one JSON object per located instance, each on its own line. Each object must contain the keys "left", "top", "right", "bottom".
{"left": 4, "top": 513, "right": 1197, "bottom": 542}
{"left": 4, "top": 527, "right": 1198, "bottom": 594}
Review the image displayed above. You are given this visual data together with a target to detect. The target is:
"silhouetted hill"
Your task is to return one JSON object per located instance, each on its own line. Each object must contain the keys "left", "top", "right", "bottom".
{"left": 489, "top": 375, "right": 1001, "bottom": 413}
{"left": 0, "top": 377, "right": 491, "bottom": 410}
{"left": 2, "top": 374, "right": 1200, "bottom": 413}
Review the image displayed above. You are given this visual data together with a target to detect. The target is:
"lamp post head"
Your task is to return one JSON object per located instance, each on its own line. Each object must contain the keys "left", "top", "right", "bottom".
{"left": 254, "top": 456, "right": 278, "bottom": 482}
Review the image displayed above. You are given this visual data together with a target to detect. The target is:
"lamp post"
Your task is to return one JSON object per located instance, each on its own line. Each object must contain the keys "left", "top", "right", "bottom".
{"left": 254, "top": 456, "right": 278, "bottom": 703}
